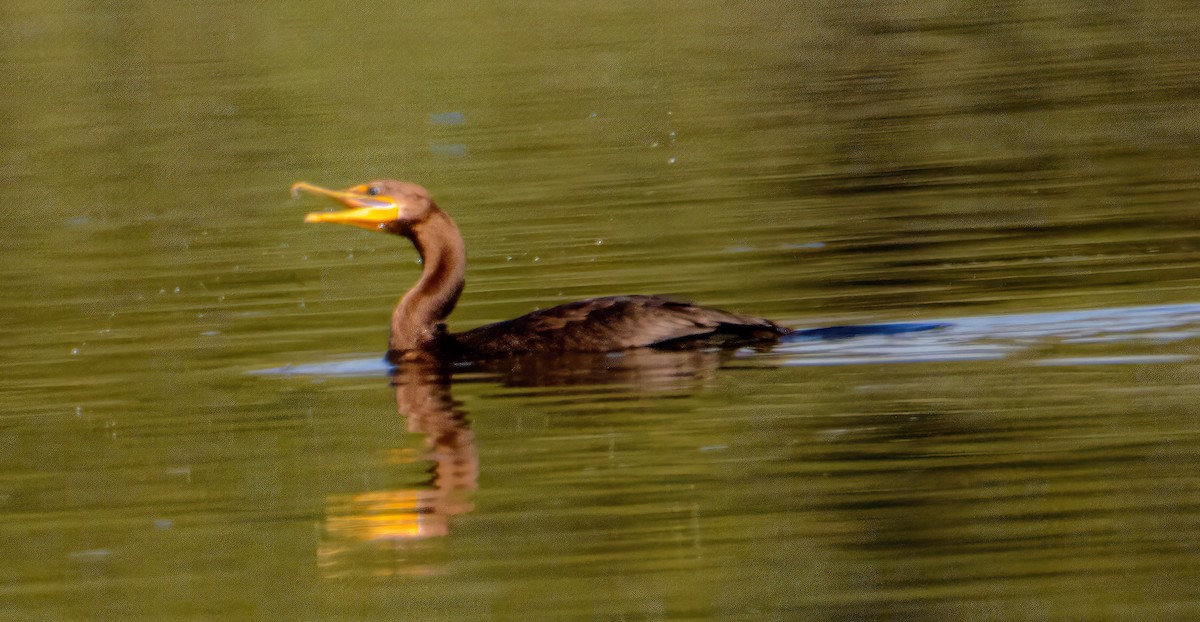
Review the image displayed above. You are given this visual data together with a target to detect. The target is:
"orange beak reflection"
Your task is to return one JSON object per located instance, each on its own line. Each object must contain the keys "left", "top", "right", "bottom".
{"left": 292, "top": 181, "right": 399, "bottom": 231}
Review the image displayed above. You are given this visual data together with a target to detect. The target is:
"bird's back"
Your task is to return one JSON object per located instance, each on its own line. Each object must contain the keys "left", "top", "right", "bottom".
{"left": 448, "top": 295, "right": 788, "bottom": 359}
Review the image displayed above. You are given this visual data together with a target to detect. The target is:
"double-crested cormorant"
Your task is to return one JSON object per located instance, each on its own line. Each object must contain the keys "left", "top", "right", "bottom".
{"left": 294, "top": 180, "right": 791, "bottom": 361}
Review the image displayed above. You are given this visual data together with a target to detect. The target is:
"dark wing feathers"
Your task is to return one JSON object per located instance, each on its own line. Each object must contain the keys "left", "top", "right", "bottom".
{"left": 451, "top": 295, "right": 787, "bottom": 358}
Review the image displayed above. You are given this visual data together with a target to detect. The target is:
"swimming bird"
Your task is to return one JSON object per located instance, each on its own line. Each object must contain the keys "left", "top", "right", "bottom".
{"left": 294, "top": 180, "right": 790, "bottom": 362}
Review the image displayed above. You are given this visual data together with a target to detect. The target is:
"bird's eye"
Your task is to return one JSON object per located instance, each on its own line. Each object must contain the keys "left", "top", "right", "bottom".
{"left": 366, "top": 186, "right": 380, "bottom": 196}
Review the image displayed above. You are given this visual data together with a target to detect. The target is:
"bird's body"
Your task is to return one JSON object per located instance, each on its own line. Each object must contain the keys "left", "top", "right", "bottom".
{"left": 447, "top": 294, "right": 786, "bottom": 358}
{"left": 294, "top": 180, "right": 790, "bottom": 362}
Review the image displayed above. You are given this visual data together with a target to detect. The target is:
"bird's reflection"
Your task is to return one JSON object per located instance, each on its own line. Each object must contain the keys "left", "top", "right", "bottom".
{"left": 316, "top": 348, "right": 731, "bottom": 576}
{"left": 468, "top": 348, "right": 731, "bottom": 389}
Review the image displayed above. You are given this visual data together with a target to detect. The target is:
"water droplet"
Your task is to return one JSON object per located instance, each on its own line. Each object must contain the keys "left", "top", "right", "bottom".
{"left": 595, "top": 239, "right": 604, "bottom": 245}
{"left": 68, "top": 549, "right": 111, "bottom": 560}
{"left": 667, "top": 157, "right": 677, "bottom": 165}
{"left": 429, "top": 111, "right": 465, "bottom": 125}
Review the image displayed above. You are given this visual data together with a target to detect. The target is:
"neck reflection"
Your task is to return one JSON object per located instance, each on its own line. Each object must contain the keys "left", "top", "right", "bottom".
{"left": 318, "top": 361, "right": 476, "bottom": 574}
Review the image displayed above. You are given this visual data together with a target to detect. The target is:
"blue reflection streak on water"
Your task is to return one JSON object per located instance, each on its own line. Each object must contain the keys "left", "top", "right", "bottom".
{"left": 784, "top": 323, "right": 951, "bottom": 341}
{"left": 254, "top": 303, "right": 1200, "bottom": 376}
{"left": 772, "top": 302, "right": 1200, "bottom": 367}
{"left": 251, "top": 356, "right": 392, "bottom": 377}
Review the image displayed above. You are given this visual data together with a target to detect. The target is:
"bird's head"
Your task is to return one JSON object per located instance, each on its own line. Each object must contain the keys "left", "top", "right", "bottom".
{"left": 293, "top": 180, "right": 435, "bottom": 234}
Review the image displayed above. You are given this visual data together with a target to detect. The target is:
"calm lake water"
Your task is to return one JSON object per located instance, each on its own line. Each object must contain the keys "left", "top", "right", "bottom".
{"left": 4, "top": 1, "right": 1200, "bottom": 619}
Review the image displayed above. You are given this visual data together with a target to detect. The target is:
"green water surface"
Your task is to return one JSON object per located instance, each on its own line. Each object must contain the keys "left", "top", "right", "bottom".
{"left": 3, "top": 2, "right": 1200, "bottom": 619}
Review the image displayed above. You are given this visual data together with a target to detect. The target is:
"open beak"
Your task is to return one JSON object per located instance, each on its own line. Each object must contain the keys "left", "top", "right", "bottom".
{"left": 292, "top": 182, "right": 399, "bottom": 231}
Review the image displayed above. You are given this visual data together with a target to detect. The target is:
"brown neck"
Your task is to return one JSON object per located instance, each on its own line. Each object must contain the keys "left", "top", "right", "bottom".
{"left": 390, "top": 208, "right": 466, "bottom": 353}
